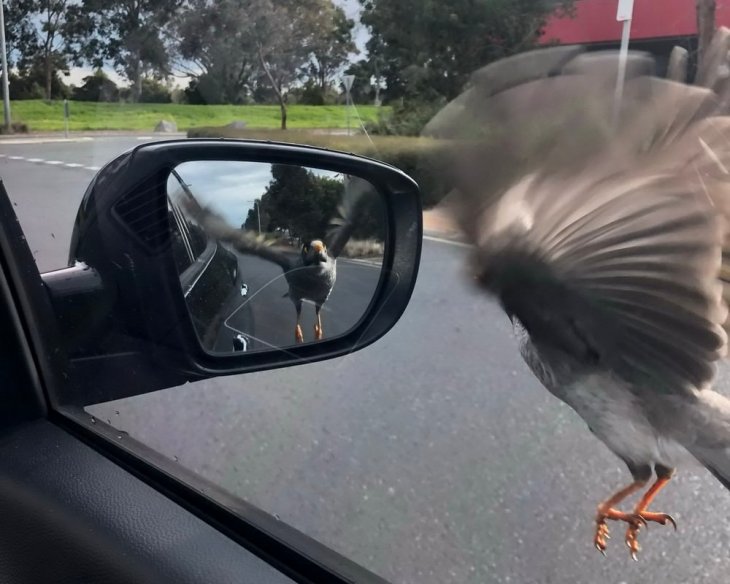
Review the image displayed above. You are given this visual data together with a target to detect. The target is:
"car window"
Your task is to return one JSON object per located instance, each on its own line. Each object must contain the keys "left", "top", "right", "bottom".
{"left": 4, "top": 1, "right": 730, "bottom": 583}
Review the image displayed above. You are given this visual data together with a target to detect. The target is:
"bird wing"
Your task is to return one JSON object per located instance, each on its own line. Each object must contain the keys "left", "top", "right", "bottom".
{"left": 181, "top": 197, "right": 292, "bottom": 272}
{"left": 325, "top": 174, "right": 371, "bottom": 258}
{"left": 423, "top": 45, "right": 730, "bottom": 396}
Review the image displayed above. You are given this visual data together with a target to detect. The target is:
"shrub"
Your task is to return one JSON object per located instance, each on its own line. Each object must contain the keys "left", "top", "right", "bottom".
{"left": 0, "top": 122, "right": 30, "bottom": 134}
{"left": 73, "top": 71, "right": 119, "bottom": 102}
{"left": 186, "top": 126, "right": 452, "bottom": 207}
{"left": 366, "top": 99, "right": 447, "bottom": 137}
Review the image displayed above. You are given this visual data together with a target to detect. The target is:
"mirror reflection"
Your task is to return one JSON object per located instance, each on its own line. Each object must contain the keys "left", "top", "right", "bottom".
{"left": 166, "top": 160, "right": 387, "bottom": 353}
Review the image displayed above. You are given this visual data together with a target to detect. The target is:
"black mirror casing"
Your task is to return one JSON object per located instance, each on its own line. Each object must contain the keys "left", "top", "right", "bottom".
{"left": 46, "top": 140, "right": 422, "bottom": 404}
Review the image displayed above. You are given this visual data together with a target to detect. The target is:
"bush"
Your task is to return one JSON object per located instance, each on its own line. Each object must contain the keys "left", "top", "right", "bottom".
{"left": 185, "top": 127, "right": 453, "bottom": 207}
{"left": 6, "top": 68, "right": 71, "bottom": 100}
{"left": 139, "top": 78, "right": 172, "bottom": 103}
{"left": 366, "top": 99, "right": 446, "bottom": 137}
{"left": 0, "top": 121, "right": 30, "bottom": 134}
{"left": 73, "top": 71, "right": 119, "bottom": 102}
{"left": 341, "top": 239, "right": 385, "bottom": 259}
{"left": 289, "top": 82, "right": 342, "bottom": 106}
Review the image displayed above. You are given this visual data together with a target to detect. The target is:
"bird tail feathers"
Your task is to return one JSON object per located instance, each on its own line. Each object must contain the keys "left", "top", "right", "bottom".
{"left": 688, "top": 445, "right": 730, "bottom": 491}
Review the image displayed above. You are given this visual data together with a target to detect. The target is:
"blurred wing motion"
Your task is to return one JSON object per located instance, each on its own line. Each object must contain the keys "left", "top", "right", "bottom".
{"left": 422, "top": 29, "right": 730, "bottom": 559}
{"left": 182, "top": 173, "right": 371, "bottom": 264}
{"left": 182, "top": 196, "right": 292, "bottom": 272}
{"left": 325, "top": 174, "right": 372, "bottom": 258}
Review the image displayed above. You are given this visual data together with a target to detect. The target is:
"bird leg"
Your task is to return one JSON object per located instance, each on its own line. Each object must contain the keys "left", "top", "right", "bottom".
{"left": 294, "top": 301, "right": 304, "bottom": 343}
{"left": 594, "top": 466, "right": 677, "bottom": 559}
{"left": 624, "top": 467, "right": 677, "bottom": 560}
{"left": 314, "top": 305, "right": 323, "bottom": 340}
{"left": 594, "top": 480, "right": 648, "bottom": 555}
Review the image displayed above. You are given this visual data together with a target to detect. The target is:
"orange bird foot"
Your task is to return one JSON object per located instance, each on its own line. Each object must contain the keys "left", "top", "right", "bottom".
{"left": 624, "top": 511, "right": 677, "bottom": 560}
{"left": 594, "top": 507, "right": 676, "bottom": 559}
{"left": 295, "top": 325, "right": 304, "bottom": 343}
{"left": 314, "top": 324, "right": 323, "bottom": 340}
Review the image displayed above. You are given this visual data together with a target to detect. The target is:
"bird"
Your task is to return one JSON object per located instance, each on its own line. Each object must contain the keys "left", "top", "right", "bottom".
{"left": 183, "top": 173, "right": 371, "bottom": 344}
{"left": 423, "top": 29, "right": 730, "bottom": 559}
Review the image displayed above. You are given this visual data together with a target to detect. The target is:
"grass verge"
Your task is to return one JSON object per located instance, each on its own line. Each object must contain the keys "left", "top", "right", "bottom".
{"left": 9, "top": 100, "right": 387, "bottom": 132}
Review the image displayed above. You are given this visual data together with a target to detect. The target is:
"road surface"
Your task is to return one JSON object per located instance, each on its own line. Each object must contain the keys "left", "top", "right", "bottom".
{"left": 2, "top": 135, "right": 729, "bottom": 584}
{"left": 225, "top": 251, "right": 382, "bottom": 350}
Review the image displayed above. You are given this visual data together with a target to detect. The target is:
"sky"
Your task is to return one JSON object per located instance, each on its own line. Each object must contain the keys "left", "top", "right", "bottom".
{"left": 170, "top": 161, "right": 344, "bottom": 227}
{"left": 64, "top": 0, "right": 368, "bottom": 90}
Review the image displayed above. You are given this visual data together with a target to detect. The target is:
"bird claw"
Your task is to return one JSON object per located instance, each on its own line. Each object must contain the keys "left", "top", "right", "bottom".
{"left": 595, "top": 508, "right": 677, "bottom": 559}
{"left": 667, "top": 515, "right": 677, "bottom": 531}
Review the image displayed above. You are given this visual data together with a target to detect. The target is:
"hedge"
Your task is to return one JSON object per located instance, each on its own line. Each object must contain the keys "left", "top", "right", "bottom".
{"left": 186, "top": 127, "right": 453, "bottom": 208}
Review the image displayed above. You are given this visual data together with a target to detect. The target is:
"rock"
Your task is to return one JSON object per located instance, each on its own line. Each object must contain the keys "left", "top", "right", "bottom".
{"left": 154, "top": 120, "right": 177, "bottom": 133}
{"left": 226, "top": 120, "right": 247, "bottom": 130}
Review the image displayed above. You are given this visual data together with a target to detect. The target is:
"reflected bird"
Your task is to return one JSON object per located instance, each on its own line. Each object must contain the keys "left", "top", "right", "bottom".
{"left": 184, "top": 175, "right": 370, "bottom": 343}
{"left": 423, "top": 29, "right": 730, "bottom": 559}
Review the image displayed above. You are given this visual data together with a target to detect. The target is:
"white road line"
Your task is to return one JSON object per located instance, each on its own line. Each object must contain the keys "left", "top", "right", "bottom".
{"left": 0, "top": 137, "right": 94, "bottom": 145}
{"left": 1, "top": 155, "right": 100, "bottom": 172}
{"left": 423, "top": 234, "right": 471, "bottom": 248}
{"left": 342, "top": 257, "right": 382, "bottom": 268}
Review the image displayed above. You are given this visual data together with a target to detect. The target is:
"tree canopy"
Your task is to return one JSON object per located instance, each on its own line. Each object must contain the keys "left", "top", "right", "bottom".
{"left": 246, "top": 164, "right": 342, "bottom": 242}
{"left": 360, "top": 0, "right": 574, "bottom": 102}
{"left": 4, "top": 0, "right": 576, "bottom": 115}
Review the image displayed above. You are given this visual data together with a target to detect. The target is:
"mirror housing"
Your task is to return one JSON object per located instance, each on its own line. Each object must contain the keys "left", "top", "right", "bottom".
{"left": 41, "top": 140, "right": 422, "bottom": 404}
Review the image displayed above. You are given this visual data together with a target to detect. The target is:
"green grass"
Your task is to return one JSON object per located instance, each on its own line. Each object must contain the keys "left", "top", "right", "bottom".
{"left": 9, "top": 100, "right": 388, "bottom": 132}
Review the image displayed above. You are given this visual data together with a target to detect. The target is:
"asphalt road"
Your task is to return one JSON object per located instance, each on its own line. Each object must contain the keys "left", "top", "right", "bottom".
{"left": 3, "top": 136, "right": 730, "bottom": 584}
{"left": 226, "top": 251, "right": 382, "bottom": 350}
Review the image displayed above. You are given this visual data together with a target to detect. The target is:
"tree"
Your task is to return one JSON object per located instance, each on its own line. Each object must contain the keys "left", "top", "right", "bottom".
{"left": 72, "top": 69, "right": 119, "bottom": 101}
{"left": 2, "top": 0, "right": 36, "bottom": 69}
{"left": 248, "top": 0, "right": 325, "bottom": 129}
{"left": 68, "top": 0, "right": 180, "bottom": 101}
{"left": 359, "top": 0, "right": 574, "bottom": 103}
{"left": 253, "top": 164, "right": 342, "bottom": 241}
{"left": 33, "top": 0, "right": 73, "bottom": 100}
{"left": 10, "top": 59, "right": 71, "bottom": 99}
{"left": 4, "top": 0, "right": 75, "bottom": 100}
{"left": 173, "top": 0, "right": 258, "bottom": 104}
{"left": 306, "top": 3, "right": 357, "bottom": 100}
{"left": 344, "top": 59, "right": 378, "bottom": 104}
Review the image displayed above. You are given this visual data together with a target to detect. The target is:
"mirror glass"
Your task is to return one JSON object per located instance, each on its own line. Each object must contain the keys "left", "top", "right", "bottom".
{"left": 166, "top": 160, "right": 387, "bottom": 353}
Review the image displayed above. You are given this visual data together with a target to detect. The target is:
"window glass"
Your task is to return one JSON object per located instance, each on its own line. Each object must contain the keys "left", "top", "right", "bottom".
{"left": 168, "top": 199, "right": 195, "bottom": 273}
{"left": 3, "top": 1, "right": 729, "bottom": 583}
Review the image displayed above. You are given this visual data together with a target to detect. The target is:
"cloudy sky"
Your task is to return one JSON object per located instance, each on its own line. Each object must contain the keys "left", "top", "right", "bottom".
{"left": 170, "top": 161, "right": 344, "bottom": 227}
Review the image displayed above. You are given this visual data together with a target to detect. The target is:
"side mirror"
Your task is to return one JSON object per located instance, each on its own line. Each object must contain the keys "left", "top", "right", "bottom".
{"left": 41, "top": 140, "right": 422, "bottom": 403}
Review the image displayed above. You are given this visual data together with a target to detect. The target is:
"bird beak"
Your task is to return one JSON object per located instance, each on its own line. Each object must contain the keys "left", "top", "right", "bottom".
{"left": 311, "top": 241, "right": 327, "bottom": 260}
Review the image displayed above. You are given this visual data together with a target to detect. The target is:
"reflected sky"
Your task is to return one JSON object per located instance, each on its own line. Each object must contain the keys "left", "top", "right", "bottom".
{"left": 170, "top": 161, "right": 343, "bottom": 226}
